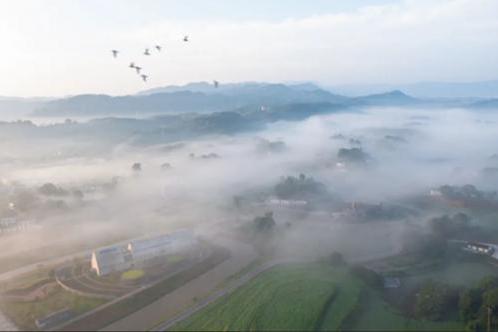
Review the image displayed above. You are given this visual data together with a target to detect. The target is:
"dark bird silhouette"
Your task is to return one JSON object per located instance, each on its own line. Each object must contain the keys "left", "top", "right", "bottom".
{"left": 213, "top": 80, "right": 219, "bottom": 88}
{"left": 111, "top": 50, "right": 119, "bottom": 58}
{"left": 183, "top": 36, "right": 189, "bottom": 42}
{"left": 155, "top": 45, "right": 162, "bottom": 52}
{"left": 129, "top": 62, "right": 136, "bottom": 68}
{"left": 144, "top": 48, "right": 151, "bottom": 56}
{"left": 135, "top": 66, "right": 142, "bottom": 74}
{"left": 141, "top": 74, "right": 148, "bottom": 82}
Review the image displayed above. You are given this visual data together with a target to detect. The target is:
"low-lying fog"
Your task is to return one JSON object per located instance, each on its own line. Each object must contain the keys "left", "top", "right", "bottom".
{"left": 1, "top": 106, "right": 498, "bottom": 265}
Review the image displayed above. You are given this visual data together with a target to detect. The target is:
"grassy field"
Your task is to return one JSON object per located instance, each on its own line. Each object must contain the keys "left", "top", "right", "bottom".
{"left": 0, "top": 286, "right": 106, "bottom": 331}
{"left": 0, "top": 266, "right": 53, "bottom": 292}
{"left": 174, "top": 262, "right": 468, "bottom": 331}
{"left": 347, "top": 288, "right": 464, "bottom": 331}
{"left": 176, "top": 264, "right": 338, "bottom": 331}
{"left": 121, "top": 269, "right": 145, "bottom": 281}
{"left": 167, "top": 254, "right": 185, "bottom": 264}
{"left": 318, "top": 268, "right": 362, "bottom": 330}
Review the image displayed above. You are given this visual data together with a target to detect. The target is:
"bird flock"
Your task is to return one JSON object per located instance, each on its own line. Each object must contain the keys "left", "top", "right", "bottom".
{"left": 111, "top": 35, "right": 218, "bottom": 88}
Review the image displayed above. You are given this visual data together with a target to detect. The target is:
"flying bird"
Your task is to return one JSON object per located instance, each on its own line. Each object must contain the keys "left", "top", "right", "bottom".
{"left": 144, "top": 48, "right": 151, "bottom": 56}
{"left": 155, "top": 45, "right": 162, "bottom": 52}
{"left": 111, "top": 50, "right": 119, "bottom": 58}
{"left": 141, "top": 74, "right": 148, "bottom": 82}
{"left": 129, "top": 62, "right": 136, "bottom": 68}
{"left": 213, "top": 80, "right": 219, "bottom": 88}
{"left": 135, "top": 66, "right": 142, "bottom": 74}
{"left": 183, "top": 36, "right": 189, "bottom": 42}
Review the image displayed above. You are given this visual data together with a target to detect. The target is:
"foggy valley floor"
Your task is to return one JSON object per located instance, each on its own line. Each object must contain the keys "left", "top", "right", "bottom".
{"left": 2, "top": 105, "right": 498, "bottom": 331}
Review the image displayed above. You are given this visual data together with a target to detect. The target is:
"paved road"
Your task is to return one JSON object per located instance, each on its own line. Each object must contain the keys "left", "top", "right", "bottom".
{"left": 102, "top": 238, "right": 257, "bottom": 331}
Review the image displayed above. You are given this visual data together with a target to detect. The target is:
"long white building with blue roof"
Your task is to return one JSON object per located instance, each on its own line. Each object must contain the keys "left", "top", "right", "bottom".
{"left": 91, "top": 229, "right": 196, "bottom": 276}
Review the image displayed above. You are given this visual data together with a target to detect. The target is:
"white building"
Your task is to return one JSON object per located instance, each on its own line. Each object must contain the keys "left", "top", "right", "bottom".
{"left": 429, "top": 189, "right": 443, "bottom": 197}
{"left": 465, "top": 242, "right": 494, "bottom": 255}
{"left": 91, "top": 230, "right": 196, "bottom": 276}
{"left": 91, "top": 246, "right": 132, "bottom": 276}
{"left": 266, "top": 198, "right": 308, "bottom": 207}
{"left": 128, "top": 230, "right": 195, "bottom": 262}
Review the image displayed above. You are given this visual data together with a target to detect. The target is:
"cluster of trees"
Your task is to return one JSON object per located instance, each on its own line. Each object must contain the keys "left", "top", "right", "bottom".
{"left": 459, "top": 276, "right": 498, "bottom": 331}
{"left": 38, "top": 183, "right": 84, "bottom": 200}
{"left": 347, "top": 203, "right": 416, "bottom": 222}
{"left": 350, "top": 265, "right": 383, "bottom": 289}
{"left": 402, "top": 232, "right": 447, "bottom": 259}
{"left": 414, "top": 280, "right": 459, "bottom": 321}
{"left": 39, "top": 183, "right": 68, "bottom": 196}
{"left": 438, "top": 185, "right": 497, "bottom": 201}
{"left": 428, "top": 213, "right": 471, "bottom": 238}
{"left": 274, "top": 174, "right": 327, "bottom": 200}
{"left": 409, "top": 276, "right": 498, "bottom": 331}
{"left": 384, "top": 135, "right": 407, "bottom": 143}
{"left": 253, "top": 212, "right": 276, "bottom": 233}
{"left": 132, "top": 162, "right": 142, "bottom": 172}
{"left": 337, "top": 147, "right": 370, "bottom": 164}
{"left": 188, "top": 153, "right": 221, "bottom": 160}
{"left": 328, "top": 251, "right": 346, "bottom": 266}
{"left": 256, "top": 138, "right": 286, "bottom": 154}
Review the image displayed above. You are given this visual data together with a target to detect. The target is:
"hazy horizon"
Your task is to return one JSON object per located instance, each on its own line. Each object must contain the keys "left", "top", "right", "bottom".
{"left": 1, "top": 0, "right": 498, "bottom": 98}
{"left": 2, "top": 2, "right": 498, "bottom": 331}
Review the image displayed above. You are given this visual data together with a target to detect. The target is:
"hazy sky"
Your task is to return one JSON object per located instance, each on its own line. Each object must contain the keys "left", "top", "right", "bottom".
{"left": 1, "top": 0, "right": 498, "bottom": 97}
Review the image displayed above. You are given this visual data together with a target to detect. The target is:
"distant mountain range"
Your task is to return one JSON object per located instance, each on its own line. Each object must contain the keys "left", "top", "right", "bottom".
{"left": 32, "top": 82, "right": 350, "bottom": 117}
{"left": 1, "top": 83, "right": 498, "bottom": 153}
{"left": 331, "top": 80, "right": 498, "bottom": 99}
{"left": 29, "top": 83, "right": 425, "bottom": 118}
{"left": 1, "top": 81, "right": 498, "bottom": 119}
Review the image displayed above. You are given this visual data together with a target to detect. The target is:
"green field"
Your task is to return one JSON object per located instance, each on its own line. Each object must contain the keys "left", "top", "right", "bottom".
{"left": 121, "top": 269, "right": 145, "bottom": 280}
{"left": 167, "top": 254, "right": 185, "bottom": 264}
{"left": 174, "top": 263, "right": 467, "bottom": 331}
{"left": 347, "top": 289, "right": 463, "bottom": 331}
{"left": 318, "top": 268, "right": 362, "bottom": 330}
{"left": 176, "top": 264, "right": 339, "bottom": 331}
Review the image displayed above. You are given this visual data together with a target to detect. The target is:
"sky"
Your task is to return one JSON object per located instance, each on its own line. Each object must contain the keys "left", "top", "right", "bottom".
{"left": 1, "top": 0, "right": 498, "bottom": 97}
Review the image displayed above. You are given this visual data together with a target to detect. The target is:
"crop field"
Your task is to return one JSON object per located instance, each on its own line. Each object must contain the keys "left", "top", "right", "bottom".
{"left": 318, "top": 268, "right": 362, "bottom": 330}
{"left": 175, "top": 262, "right": 468, "bottom": 331}
{"left": 176, "top": 264, "right": 353, "bottom": 331}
